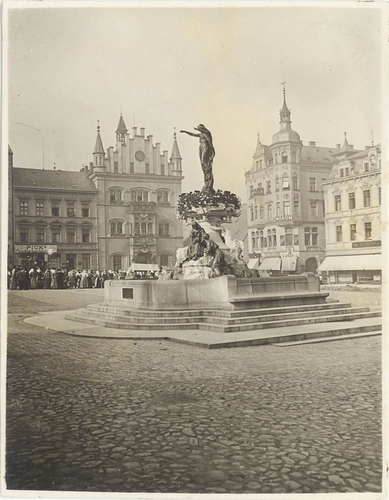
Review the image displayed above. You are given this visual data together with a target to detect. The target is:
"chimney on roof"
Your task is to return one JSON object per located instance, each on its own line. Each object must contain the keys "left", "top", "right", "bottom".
{"left": 336, "top": 144, "right": 341, "bottom": 149}
{"left": 140, "top": 127, "right": 145, "bottom": 137}
{"left": 89, "top": 162, "right": 93, "bottom": 169}
{"left": 132, "top": 127, "right": 137, "bottom": 136}
{"left": 309, "top": 141, "right": 316, "bottom": 147}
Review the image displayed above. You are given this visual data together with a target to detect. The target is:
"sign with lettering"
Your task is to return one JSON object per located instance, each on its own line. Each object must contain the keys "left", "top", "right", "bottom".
{"left": 352, "top": 241, "right": 381, "bottom": 249}
{"left": 14, "top": 245, "right": 58, "bottom": 253}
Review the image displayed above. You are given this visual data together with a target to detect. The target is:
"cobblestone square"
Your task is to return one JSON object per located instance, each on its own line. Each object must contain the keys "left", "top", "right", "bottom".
{"left": 6, "top": 289, "right": 382, "bottom": 495}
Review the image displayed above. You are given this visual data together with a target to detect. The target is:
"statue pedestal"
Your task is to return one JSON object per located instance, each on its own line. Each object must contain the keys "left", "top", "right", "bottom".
{"left": 182, "top": 260, "right": 212, "bottom": 280}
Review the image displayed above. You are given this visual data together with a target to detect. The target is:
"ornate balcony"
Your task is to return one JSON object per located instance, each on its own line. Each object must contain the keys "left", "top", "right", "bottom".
{"left": 128, "top": 201, "right": 157, "bottom": 213}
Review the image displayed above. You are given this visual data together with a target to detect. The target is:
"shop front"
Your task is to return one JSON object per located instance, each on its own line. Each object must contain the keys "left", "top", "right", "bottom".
{"left": 14, "top": 244, "right": 58, "bottom": 270}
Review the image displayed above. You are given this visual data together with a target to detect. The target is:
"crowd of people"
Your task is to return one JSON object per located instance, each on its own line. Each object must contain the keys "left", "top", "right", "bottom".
{"left": 8, "top": 265, "right": 167, "bottom": 290}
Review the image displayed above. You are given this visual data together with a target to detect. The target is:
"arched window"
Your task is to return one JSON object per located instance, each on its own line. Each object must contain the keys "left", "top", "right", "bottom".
{"left": 110, "top": 221, "right": 124, "bottom": 237}
{"left": 157, "top": 191, "right": 169, "bottom": 205}
{"left": 282, "top": 152, "right": 288, "bottom": 163}
{"left": 272, "top": 228, "right": 277, "bottom": 247}
{"left": 267, "top": 229, "right": 272, "bottom": 247}
{"left": 304, "top": 227, "right": 311, "bottom": 246}
{"left": 112, "top": 254, "right": 123, "bottom": 271}
{"left": 255, "top": 230, "right": 260, "bottom": 249}
{"left": 131, "top": 190, "right": 149, "bottom": 202}
{"left": 275, "top": 176, "right": 280, "bottom": 192}
{"left": 158, "top": 223, "right": 170, "bottom": 237}
{"left": 251, "top": 232, "right": 256, "bottom": 250}
{"left": 260, "top": 230, "right": 264, "bottom": 248}
{"left": 109, "top": 188, "right": 123, "bottom": 205}
{"left": 312, "top": 227, "right": 319, "bottom": 246}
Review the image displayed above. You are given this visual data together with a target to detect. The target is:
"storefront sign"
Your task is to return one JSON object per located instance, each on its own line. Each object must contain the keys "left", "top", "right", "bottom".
{"left": 14, "top": 245, "right": 58, "bottom": 253}
{"left": 352, "top": 241, "right": 381, "bottom": 249}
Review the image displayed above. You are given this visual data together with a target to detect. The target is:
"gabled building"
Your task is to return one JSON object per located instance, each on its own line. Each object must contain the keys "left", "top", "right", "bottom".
{"left": 319, "top": 141, "right": 382, "bottom": 283}
{"left": 84, "top": 116, "right": 184, "bottom": 270}
{"left": 246, "top": 89, "right": 335, "bottom": 274}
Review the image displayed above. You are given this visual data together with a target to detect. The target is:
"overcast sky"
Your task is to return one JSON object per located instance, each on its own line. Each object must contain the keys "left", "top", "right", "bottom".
{"left": 6, "top": 3, "right": 384, "bottom": 200}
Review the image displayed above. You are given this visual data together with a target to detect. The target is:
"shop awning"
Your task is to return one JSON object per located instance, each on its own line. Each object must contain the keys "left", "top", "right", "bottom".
{"left": 258, "top": 257, "right": 281, "bottom": 271}
{"left": 318, "top": 254, "right": 381, "bottom": 272}
{"left": 281, "top": 255, "right": 297, "bottom": 272}
{"left": 248, "top": 258, "right": 260, "bottom": 270}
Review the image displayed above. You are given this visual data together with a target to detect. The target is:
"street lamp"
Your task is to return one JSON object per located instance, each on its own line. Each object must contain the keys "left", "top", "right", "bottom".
{"left": 15, "top": 122, "right": 45, "bottom": 169}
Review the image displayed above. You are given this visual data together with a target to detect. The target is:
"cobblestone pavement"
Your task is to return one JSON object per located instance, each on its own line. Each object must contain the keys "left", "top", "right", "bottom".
{"left": 6, "top": 290, "right": 383, "bottom": 494}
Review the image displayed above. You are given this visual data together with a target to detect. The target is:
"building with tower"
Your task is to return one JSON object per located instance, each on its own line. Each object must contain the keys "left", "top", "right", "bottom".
{"left": 83, "top": 116, "right": 184, "bottom": 270}
{"left": 246, "top": 88, "right": 336, "bottom": 274}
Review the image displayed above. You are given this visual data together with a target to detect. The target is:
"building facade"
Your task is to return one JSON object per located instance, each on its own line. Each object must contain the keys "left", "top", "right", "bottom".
{"left": 84, "top": 116, "right": 184, "bottom": 270}
{"left": 12, "top": 167, "right": 99, "bottom": 270}
{"left": 246, "top": 89, "right": 335, "bottom": 273}
{"left": 320, "top": 142, "right": 381, "bottom": 283}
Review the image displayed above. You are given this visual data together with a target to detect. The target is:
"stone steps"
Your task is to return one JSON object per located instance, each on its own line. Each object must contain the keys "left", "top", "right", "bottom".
{"left": 67, "top": 307, "right": 381, "bottom": 334}
{"left": 272, "top": 330, "right": 382, "bottom": 346}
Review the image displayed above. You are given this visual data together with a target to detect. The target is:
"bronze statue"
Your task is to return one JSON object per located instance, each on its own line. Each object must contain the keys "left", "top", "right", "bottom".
{"left": 180, "top": 124, "right": 215, "bottom": 193}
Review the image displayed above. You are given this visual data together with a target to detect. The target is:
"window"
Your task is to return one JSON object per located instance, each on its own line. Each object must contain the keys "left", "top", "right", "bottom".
{"left": 250, "top": 206, "right": 254, "bottom": 221}
{"left": 259, "top": 159, "right": 263, "bottom": 170}
{"left": 82, "top": 203, "right": 89, "bottom": 217}
{"left": 158, "top": 223, "right": 170, "bottom": 237}
{"left": 267, "top": 205, "right": 272, "bottom": 219}
{"left": 282, "top": 154, "right": 288, "bottom": 163}
{"left": 113, "top": 161, "right": 119, "bottom": 173}
{"left": 363, "top": 190, "right": 371, "bottom": 207}
{"left": 309, "top": 178, "right": 317, "bottom": 192}
{"left": 275, "top": 177, "right": 280, "bottom": 192}
{"left": 36, "top": 227, "right": 44, "bottom": 243}
{"left": 134, "top": 222, "right": 140, "bottom": 236}
{"left": 285, "top": 228, "right": 293, "bottom": 247}
{"left": 131, "top": 190, "right": 148, "bottom": 202}
{"left": 147, "top": 223, "right": 153, "bottom": 234}
{"left": 266, "top": 181, "right": 271, "bottom": 194}
{"left": 274, "top": 153, "right": 278, "bottom": 164}
{"left": 112, "top": 255, "right": 122, "bottom": 270}
{"left": 282, "top": 175, "right": 290, "bottom": 190}
{"left": 20, "top": 201, "right": 28, "bottom": 216}
{"left": 254, "top": 205, "right": 258, "bottom": 220}
{"left": 82, "top": 254, "right": 91, "bottom": 269}
{"left": 20, "top": 227, "right": 29, "bottom": 243}
{"left": 345, "top": 168, "right": 349, "bottom": 176}
{"left": 259, "top": 206, "right": 264, "bottom": 219}
{"left": 111, "top": 222, "right": 123, "bottom": 236}
{"left": 304, "top": 227, "right": 311, "bottom": 246}
{"left": 66, "top": 228, "right": 75, "bottom": 243}
{"left": 350, "top": 224, "right": 357, "bottom": 241}
{"left": 364, "top": 163, "right": 369, "bottom": 172}
{"left": 157, "top": 191, "right": 169, "bottom": 205}
{"left": 67, "top": 202, "right": 75, "bottom": 217}
{"left": 294, "top": 201, "right": 299, "bottom": 214}
{"left": 52, "top": 202, "right": 60, "bottom": 217}
{"left": 267, "top": 229, "right": 272, "bottom": 247}
{"left": 349, "top": 192, "right": 356, "bottom": 209}
{"left": 110, "top": 190, "right": 122, "bottom": 204}
{"left": 365, "top": 222, "right": 372, "bottom": 239}
{"left": 335, "top": 195, "right": 341, "bottom": 211}
{"left": 51, "top": 226, "right": 61, "bottom": 243}
{"left": 272, "top": 229, "right": 277, "bottom": 247}
{"left": 276, "top": 202, "right": 281, "bottom": 217}
{"left": 251, "top": 233, "right": 256, "bottom": 250}
{"left": 340, "top": 169, "right": 344, "bottom": 177}
{"left": 283, "top": 201, "right": 290, "bottom": 216}
{"left": 36, "top": 201, "right": 44, "bottom": 216}
{"left": 141, "top": 223, "right": 147, "bottom": 235}
{"left": 160, "top": 255, "right": 170, "bottom": 266}
{"left": 336, "top": 225, "right": 342, "bottom": 242}
{"left": 310, "top": 201, "right": 318, "bottom": 216}
{"left": 312, "top": 227, "right": 319, "bottom": 246}
{"left": 260, "top": 230, "right": 264, "bottom": 248}
{"left": 160, "top": 164, "right": 165, "bottom": 175}
{"left": 293, "top": 175, "right": 299, "bottom": 191}
{"left": 82, "top": 228, "right": 90, "bottom": 243}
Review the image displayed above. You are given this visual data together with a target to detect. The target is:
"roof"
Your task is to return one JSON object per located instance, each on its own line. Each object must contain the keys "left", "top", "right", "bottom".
{"left": 93, "top": 130, "right": 105, "bottom": 155}
{"left": 13, "top": 168, "right": 98, "bottom": 192}
{"left": 116, "top": 114, "right": 128, "bottom": 134}
{"left": 170, "top": 134, "right": 182, "bottom": 160}
{"left": 344, "top": 143, "right": 380, "bottom": 160}
{"left": 300, "top": 145, "right": 338, "bottom": 165}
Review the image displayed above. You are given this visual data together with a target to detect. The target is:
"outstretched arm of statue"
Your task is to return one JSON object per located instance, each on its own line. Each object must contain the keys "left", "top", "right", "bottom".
{"left": 180, "top": 130, "right": 201, "bottom": 137}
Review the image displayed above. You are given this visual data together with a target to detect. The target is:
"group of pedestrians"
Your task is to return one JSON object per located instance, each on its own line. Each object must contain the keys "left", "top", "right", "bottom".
{"left": 8, "top": 265, "right": 167, "bottom": 290}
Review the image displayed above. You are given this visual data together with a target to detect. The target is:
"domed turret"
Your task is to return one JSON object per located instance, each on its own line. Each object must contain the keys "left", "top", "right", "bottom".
{"left": 272, "top": 86, "right": 301, "bottom": 145}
